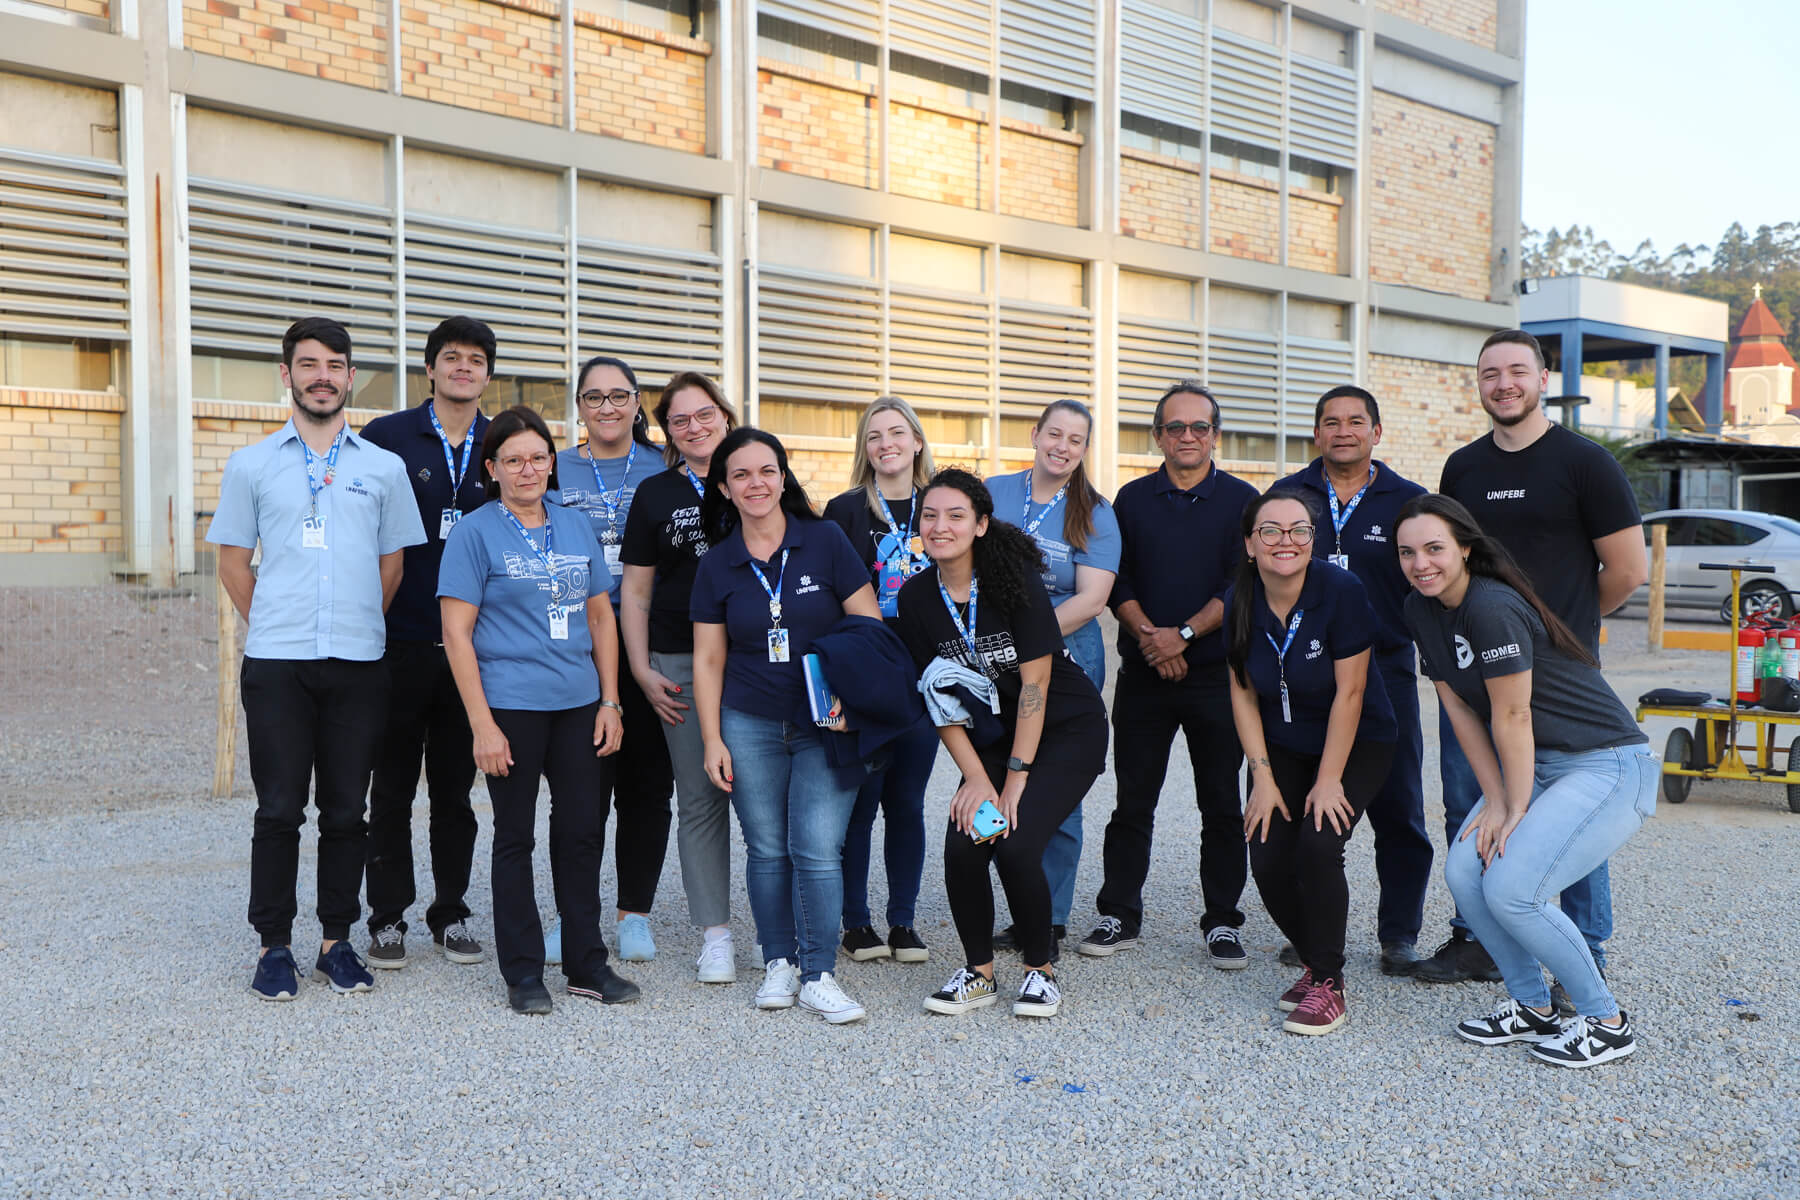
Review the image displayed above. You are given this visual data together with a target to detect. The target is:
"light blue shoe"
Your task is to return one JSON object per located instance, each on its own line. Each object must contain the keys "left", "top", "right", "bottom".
{"left": 618, "top": 913, "right": 656, "bottom": 962}
{"left": 544, "top": 920, "right": 562, "bottom": 966}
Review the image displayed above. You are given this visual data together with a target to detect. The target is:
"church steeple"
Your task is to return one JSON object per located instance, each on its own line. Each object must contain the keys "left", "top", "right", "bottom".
{"left": 1725, "top": 287, "right": 1798, "bottom": 422}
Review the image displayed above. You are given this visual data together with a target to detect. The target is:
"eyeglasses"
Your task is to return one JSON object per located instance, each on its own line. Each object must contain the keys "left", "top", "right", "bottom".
{"left": 1255, "top": 523, "right": 1315, "bottom": 546}
{"left": 667, "top": 407, "right": 722, "bottom": 433}
{"left": 1155, "top": 420, "right": 1214, "bottom": 439}
{"left": 497, "top": 452, "right": 552, "bottom": 474}
{"left": 580, "top": 389, "right": 638, "bottom": 410}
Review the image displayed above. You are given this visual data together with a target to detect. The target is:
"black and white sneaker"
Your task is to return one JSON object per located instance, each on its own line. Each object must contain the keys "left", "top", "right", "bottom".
{"left": 923, "top": 966, "right": 998, "bottom": 1015}
{"left": 841, "top": 926, "right": 891, "bottom": 961}
{"left": 1077, "top": 917, "right": 1138, "bottom": 957}
{"left": 1455, "top": 997, "right": 1564, "bottom": 1046}
{"left": 887, "top": 926, "right": 929, "bottom": 963}
{"left": 366, "top": 924, "right": 407, "bottom": 970}
{"left": 1013, "top": 969, "right": 1061, "bottom": 1018}
{"left": 1206, "top": 926, "right": 1248, "bottom": 970}
{"left": 1529, "top": 1012, "right": 1637, "bottom": 1069}
{"left": 434, "top": 921, "right": 485, "bottom": 965}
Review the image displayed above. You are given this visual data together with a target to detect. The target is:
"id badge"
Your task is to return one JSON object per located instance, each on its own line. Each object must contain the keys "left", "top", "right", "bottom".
{"left": 604, "top": 543, "right": 622, "bottom": 573}
{"left": 439, "top": 508, "right": 460, "bottom": 540}
{"left": 1328, "top": 553, "right": 1350, "bottom": 570}
{"left": 301, "top": 515, "right": 327, "bottom": 549}
{"left": 767, "top": 627, "right": 791, "bottom": 663}
{"left": 1280, "top": 681, "right": 1293, "bottom": 724}
{"left": 549, "top": 609, "right": 570, "bottom": 640}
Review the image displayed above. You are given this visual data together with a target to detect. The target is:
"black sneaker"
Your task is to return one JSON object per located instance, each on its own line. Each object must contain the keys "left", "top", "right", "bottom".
{"left": 1530, "top": 1012, "right": 1637, "bottom": 1068}
{"left": 1077, "top": 917, "right": 1138, "bottom": 957}
{"left": 1278, "top": 943, "right": 1302, "bottom": 968}
{"left": 1013, "top": 968, "right": 1061, "bottom": 1018}
{"left": 434, "top": 921, "right": 484, "bottom": 965}
{"left": 1413, "top": 932, "right": 1504, "bottom": 983}
{"left": 1550, "top": 967, "right": 1606, "bottom": 1019}
{"left": 994, "top": 923, "right": 1065, "bottom": 951}
{"left": 1380, "top": 941, "right": 1423, "bottom": 977}
{"left": 841, "top": 925, "right": 892, "bottom": 962}
{"left": 923, "top": 965, "right": 998, "bottom": 1015}
{"left": 887, "top": 926, "right": 929, "bottom": 963}
{"left": 566, "top": 964, "right": 641, "bottom": 1005}
{"left": 1455, "top": 996, "right": 1563, "bottom": 1046}
{"left": 508, "top": 976, "right": 553, "bottom": 1015}
{"left": 1206, "top": 927, "right": 1249, "bottom": 970}
{"left": 367, "top": 924, "right": 407, "bottom": 970}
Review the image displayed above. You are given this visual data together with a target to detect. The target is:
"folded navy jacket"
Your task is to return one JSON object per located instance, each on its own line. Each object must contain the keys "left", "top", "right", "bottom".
{"left": 811, "top": 615, "right": 932, "bottom": 775}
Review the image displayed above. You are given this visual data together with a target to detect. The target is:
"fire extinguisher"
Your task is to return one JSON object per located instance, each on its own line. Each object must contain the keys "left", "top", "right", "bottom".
{"left": 1737, "top": 622, "right": 1766, "bottom": 703}
{"left": 1782, "top": 627, "right": 1800, "bottom": 681}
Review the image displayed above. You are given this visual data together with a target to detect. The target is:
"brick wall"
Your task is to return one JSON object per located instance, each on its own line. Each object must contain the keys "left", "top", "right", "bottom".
{"left": 573, "top": 14, "right": 708, "bottom": 153}
{"left": 1119, "top": 148, "right": 1201, "bottom": 249}
{"left": 183, "top": 0, "right": 388, "bottom": 89}
{"left": 998, "top": 119, "right": 1082, "bottom": 227}
{"left": 1367, "top": 353, "right": 1484, "bottom": 485}
{"left": 889, "top": 93, "right": 989, "bottom": 210}
{"left": 783, "top": 444, "right": 855, "bottom": 502}
{"left": 1209, "top": 169, "right": 1278, "bottom": 264}
{"left": 401, "top": 0, "right": 561, "bottom": 124}
{"left": 1288, "top": 187, "right": 1342, "bottom": 274}
{"left": 1369, "top": 91, "right": 1494, "bottom": 300}
{"left": 25, "top": 0, "right": 109, "bottom": 22}
{"left": 1374, "top": 0, "right": 1498, "bottom": 49}
{"left": 0, "top": 392, "right": 124, "bottom": 556}
{"left": 757, "top": 62, "right": 875, "bottom": 188}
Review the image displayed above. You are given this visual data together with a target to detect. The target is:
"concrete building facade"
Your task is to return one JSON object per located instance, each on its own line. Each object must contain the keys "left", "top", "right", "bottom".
{"left": 0, "top": 0, "right": 1523, "bottom": 583}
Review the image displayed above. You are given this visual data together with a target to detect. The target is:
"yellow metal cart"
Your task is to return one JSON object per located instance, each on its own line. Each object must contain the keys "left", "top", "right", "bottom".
{"left": 1634, "top": 562, "right": 1800, "bottom": 814}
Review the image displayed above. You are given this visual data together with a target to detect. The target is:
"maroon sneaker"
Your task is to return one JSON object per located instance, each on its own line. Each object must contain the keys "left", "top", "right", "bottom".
{"left": 1278, "top": 967, "right": 1313, "bottom": 1013}
{"left": 1283, "top": 977, "right": 1347, "bottom": 1036}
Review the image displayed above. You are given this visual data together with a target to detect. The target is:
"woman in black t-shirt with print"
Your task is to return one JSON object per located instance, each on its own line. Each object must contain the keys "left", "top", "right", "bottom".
{"left": 895, "top": 469, "right": 1107, "bottom": 1020}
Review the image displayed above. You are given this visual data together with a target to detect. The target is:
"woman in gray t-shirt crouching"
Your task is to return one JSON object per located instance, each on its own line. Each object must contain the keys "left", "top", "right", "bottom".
{"left": 1397, "top": 494, "right": 1654, "bottom": 1070}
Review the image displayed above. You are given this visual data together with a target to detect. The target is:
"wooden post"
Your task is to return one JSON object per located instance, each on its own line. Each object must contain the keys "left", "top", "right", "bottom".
{"left": 1648, "top": 522, "right": 1667, "bottom": 652}
{"left": 213, "top": 564, "right": 239, "bottom": 802}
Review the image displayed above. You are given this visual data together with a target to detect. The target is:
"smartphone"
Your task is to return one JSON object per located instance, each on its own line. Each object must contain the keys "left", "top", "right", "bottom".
{"left": 970, "top": 799, "right": 1009, "bottom": 843}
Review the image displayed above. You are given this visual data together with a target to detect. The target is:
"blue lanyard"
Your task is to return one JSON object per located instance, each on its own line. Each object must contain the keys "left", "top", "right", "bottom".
{"left": 585, "top": 440, "right": 638, "bottom": 530}
{"left": 1020, "top": 479, "right": 1069, "bottom": 538}
{"left": 682, "top": 464, "right": 706, "bottom": 498}
{"left": 427, "top": 402, "right": 475, "bottom": 498}
{"left": 747, "top": 548, "right": 789, "bottom": 626}
{"left": 1326, "top": 467, "right": 1376, "bottom": 552}
{"left": 939, "top": 572, "right": 991, "bottom": 678}
{"left": 301, "top": 427, "right": 346, "bottom": 519}
{"left": 499, "top": 503, "right": 556, "bottom": 588}
{"left": 876, "top": 489, "right": 915, "bottom": 545}
{"left": 1265, "top": 607, "right": 1304, "bottom": 723}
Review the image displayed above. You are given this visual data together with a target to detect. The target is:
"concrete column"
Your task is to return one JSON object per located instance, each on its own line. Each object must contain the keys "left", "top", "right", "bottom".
{"left": 1703, "top": 351, "right": 1724, "bottom": 429}
{"left": 1560, "top": 324, "right": 1583, "bottom": 430}
{"left": 1654, "top": 340, "right": 1670, "bottom": 439}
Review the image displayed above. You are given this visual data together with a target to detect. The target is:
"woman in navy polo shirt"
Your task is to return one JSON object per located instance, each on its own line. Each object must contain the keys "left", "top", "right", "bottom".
{"left": 690, "top": 427, "right": 883, "bottom": 1024}
{"left": 1225, "top": 487, "right": 1395, "bottom": 1037}
{"left": 438, "top": 406, "right": 639, "bottom": 1016}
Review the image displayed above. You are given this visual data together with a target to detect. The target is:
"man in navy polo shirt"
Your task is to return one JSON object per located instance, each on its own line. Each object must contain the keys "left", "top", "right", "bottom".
{"left": 209, "top": 317, "right": 426, "bottom": 1001}
{"left": 1079, "top": 380, "right": 1259, "bottom": 967}
{"left": 1275, "top": 384, "right": 1431, "bottom": 976}
{"left": 358, "top": 316, "right": 496, "bottom": 970}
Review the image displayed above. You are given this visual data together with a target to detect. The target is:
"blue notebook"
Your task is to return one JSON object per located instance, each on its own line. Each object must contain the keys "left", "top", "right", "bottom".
{"left": 802, "top": 653, "right": 840, "bottom": 727}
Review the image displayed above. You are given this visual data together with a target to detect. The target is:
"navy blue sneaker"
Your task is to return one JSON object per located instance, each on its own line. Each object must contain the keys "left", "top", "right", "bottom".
{"left": 313, "top": 941, "right": 374, "bottom": 994}
{"left": 251, "top": 947, "right": 299, "bottom": 1002}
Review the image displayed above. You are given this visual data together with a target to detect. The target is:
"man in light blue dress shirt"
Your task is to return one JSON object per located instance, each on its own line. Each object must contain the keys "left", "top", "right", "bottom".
{"left": 208, "top": 317, "right": 426, "bottom": 1002}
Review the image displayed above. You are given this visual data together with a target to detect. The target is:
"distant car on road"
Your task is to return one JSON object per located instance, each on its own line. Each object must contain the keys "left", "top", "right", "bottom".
{"left": 1625, "top": 508, "right": 1800, "bottom": 623}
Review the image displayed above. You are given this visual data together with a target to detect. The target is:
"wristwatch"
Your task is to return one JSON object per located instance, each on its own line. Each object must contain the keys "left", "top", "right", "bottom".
{"left": 600, "top": 700, "right": 624, "bottom": 713}
{"left": 1006, "top": 756, "right": 1033, "bottom": 773}
{"left": 1178, "top": 623, "right": 1196, "bottom": 642}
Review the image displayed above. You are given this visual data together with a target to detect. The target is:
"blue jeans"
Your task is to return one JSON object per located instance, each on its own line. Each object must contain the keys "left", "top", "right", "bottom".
{"left": 1040, "top": 617, "right": 1106, "bottom": 926}
{"left": 1445, "top": 745, "right": 1655, "bottom": 1017}
{"left": 722, "top": 707, "right": 859, "bottom": 982}
{"left": 840, "top": 721, "right": 938, "bottom": 929}
{"left": 1439, "top": 705, "right": 1614, "bottom": 968}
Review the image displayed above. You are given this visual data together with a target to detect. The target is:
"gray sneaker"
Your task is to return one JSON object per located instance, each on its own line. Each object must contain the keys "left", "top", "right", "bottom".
{"left": 434, "top": 921, "right": 485, "bottom": 965}
{"left": 367, "top": 924, "right": 407, "bottom": 970}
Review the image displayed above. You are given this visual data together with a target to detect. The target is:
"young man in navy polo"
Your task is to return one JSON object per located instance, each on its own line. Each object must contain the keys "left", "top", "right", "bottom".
{"left": 1275, "top": 384, "right": 1431, "bottom": 976}
{"left": 358, "top": 316, "right": 497, "bottom": 969}
{"left": 1080, "top": 380, "right": 1259, "bottom": 967}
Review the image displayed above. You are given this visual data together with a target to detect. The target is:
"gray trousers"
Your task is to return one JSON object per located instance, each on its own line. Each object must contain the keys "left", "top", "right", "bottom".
{"left": 650, "top": 651, "right": 734, "bottom": 928}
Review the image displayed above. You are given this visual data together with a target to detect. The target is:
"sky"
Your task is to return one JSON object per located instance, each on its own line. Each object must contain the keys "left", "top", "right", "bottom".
{"left": 1522, "top": 0, "right": 1800, "bottom": 257}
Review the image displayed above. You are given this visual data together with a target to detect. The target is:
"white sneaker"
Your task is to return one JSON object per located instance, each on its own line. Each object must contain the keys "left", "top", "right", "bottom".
{"left": 798, "top": 971, "right": 867, "bottom": 1024}
{"left": 696, "top": 934, "right": 737, "bottom": 984}
{"left": 755, "top": 958, "right": 801, "bottom": 1010}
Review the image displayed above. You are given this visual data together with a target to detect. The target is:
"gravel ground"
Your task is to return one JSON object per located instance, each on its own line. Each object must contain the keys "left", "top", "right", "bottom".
{"left": 2, "top": 593, "right": 1797, "bottom": 1198}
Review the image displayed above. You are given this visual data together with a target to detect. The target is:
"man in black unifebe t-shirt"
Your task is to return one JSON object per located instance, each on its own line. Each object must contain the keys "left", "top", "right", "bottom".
{"left": 1419, "top": 328, "right": 1647, "bottom": 992}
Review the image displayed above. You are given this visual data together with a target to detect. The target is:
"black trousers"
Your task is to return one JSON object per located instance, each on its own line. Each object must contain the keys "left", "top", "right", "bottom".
{"left": 610, "top": 665, "right": 674, "bottom": 914}
{"left": 1247, "top": 739, "right": 1395, "bottom": 982}
{"left": 945, "top": 714, "right": 1109, "bottom": 969}
{"left": 241, "top": 656, "right": 389, "bottom": 947}
{"left": 1099, "top": 659, "right": 1246, "bottom": 936}
{"left": 1363, "top": 651, "right": 1433, "bottom": 947}
{"left": 487, "top": 704, "right": 613, "bottom": 986}
{"left": 365, "top": 641, "right": 478, "bottom": 936}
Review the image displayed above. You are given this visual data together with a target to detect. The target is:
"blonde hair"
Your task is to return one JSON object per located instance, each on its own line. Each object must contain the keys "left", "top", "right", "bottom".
{"left": 849, "top": 395, "right": 935, "bottom": 518}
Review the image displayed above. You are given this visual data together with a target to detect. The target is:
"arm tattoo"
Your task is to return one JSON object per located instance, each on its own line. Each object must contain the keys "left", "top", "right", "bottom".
{"left": 1019, "top": 683, "right": 1044, "bottom": 718}
{"left": 1248, "top": 756, "right": 1271, "bottom": 776}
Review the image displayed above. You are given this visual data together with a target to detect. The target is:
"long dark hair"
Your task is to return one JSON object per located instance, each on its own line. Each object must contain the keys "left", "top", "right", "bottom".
{"left": 653, "top": 371, "right": 738, "bottom": 467}
{"left": 1227, "top": 487, "right": 1322, "bottom": 688}
{"left": 1034, "top": 399, "right": 1104, "bottom": 553}
{"left": 575, "top": 354, "right": 657, "bottom": 449}
{"left": 923, "top": 467, "right": 1045, "bottom": 619}
{"left": 700, "top": 426, "right": 818, "bottom": 540}
{"left": 1395, "top": 493, "right": 1597, "bottom": 667}
{"left": 480, "top": 405, "right": 559, "bottom": 499}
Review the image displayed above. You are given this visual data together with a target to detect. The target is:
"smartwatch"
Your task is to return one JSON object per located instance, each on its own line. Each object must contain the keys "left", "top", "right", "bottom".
{"left": 1178, "top": 623, "right": 1196, "bottom": 642}
{"left": 1006, "top": 756, "right": 1033, "bottom": 773}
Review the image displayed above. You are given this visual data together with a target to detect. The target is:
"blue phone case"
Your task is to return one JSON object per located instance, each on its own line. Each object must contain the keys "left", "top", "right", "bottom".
{"left": 970, "top": 799, "right": 1009, "bottom": 843}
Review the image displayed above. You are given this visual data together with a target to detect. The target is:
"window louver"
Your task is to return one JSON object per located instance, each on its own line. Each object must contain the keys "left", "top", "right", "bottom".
{"left": 755, "top": 264, "right": 882, "bottom": 405}
{"left": 576, "top": 238, "right": 725, "bottom": 382}
{"left": 1283, "top": 334, "right": 1353, "bottom": 434}
{"left": 0, "top": 148, "right": 129, "bottom": 341}
{"left": 404, "top": 213, "right": 568, "bottom": 376}
{"left": 1205, "top": 327, "right": 1279, "bottom": 434}
{"left": 998, "top": 299, "right": 1092, "bottom": 415}
{"left": 1117, "top": 316, "right": 1202, "bottom": 427}
{"left": 1289, "top": 53, "right": 1358, "bottom": 168}
{"left": 891, "top": 0, "right": 992, "bottom": 77}
{"left": 1208, "top": 29, "right": 1282, "bottom": 150}
{"left": 888, "top": 283, "right": 993, "bottom": 413}
{"left": 1001, "top": 0, "right": 1096, "bottom": 102}
{"left": 760, "top": 0, "right": 880, "bottom": 45}
{"left": 1120, "top": 0, "right": 1204, "bottom": 130}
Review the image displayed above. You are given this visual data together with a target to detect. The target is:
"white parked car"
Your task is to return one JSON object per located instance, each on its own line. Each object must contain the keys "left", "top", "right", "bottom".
{"left": 1626, "top": 508, "right": 1800, "bottom": 623}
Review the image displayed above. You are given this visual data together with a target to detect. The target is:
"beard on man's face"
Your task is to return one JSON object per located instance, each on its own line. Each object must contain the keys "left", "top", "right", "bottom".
{"left": 292, "top": 380, "right": 348, "bottom": 419}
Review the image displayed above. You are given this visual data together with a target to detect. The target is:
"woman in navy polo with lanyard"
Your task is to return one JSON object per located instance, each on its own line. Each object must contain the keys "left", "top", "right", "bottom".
{"left": 1225, "top": 487, "right": 1394, "bottom": 1037}
{"left": 690, "top": 427, "right": 883, "bottom": 1024}
{"left": 822, "top": 395, "right": 938, "bottom": 966}
{"left": 550, "top": 355, "right": 673, "bottom": 967}
{"left": 438, "top": 406, "right": 638, "bottom": 1016}
{"left": 982, "top": 398, "right": 1121, "bottom": 955}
